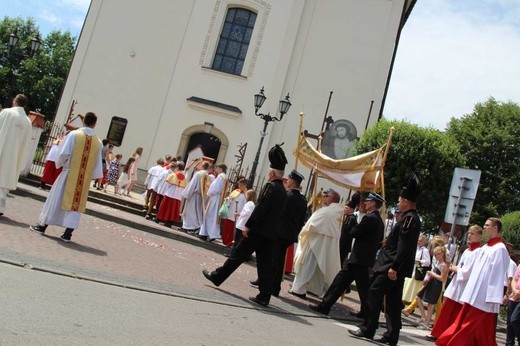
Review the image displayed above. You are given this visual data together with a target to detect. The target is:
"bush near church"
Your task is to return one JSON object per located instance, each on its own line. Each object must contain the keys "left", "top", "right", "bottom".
{"left": 501, "top": 211, "right": 520, "bottom": 252}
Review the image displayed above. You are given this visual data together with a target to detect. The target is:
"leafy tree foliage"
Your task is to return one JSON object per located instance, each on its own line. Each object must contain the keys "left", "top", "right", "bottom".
{"left": 355, "top": 119, "right": 465, "bottom": 229}
{"left": 0, "top": 17, "right": 75, "bottom": 120}
{"left": 501, "top": 211, "right": 520, "bottom": 250}
{"left": 446, "top": 98, "right": 520, "bottom": 226}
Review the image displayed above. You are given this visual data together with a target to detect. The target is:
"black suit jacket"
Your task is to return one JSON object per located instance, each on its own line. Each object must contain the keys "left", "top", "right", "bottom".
{"left": 348, "top": 210, "right": 384, "bottom": 267}
{"left": 277, "top": 188, "right": 308, "bottom": 243}
{"left": 245, "top": 179, "right": 287, "bottom": 240}
{"left": 373, "top": 208, "right": 421, "bottom": 277}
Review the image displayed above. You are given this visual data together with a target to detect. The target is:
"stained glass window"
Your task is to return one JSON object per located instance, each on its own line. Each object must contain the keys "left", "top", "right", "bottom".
{"left": 212, "top": 8, "right": 257, "bottom": 75}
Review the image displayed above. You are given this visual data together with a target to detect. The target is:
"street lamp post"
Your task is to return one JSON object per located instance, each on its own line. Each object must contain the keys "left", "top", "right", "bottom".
{"left": 248, "top": 87, "right": 292, "bottom": 187}
{"left": 2, "top": 30, "right": 41, "bottom": 107}
{"left": 7, "top": 30, "right": 41, "bottom": 55}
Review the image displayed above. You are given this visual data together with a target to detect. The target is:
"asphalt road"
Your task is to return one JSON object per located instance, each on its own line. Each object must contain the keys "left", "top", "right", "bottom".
{"left": 1, "top": 262, "right": 436, "bottom": 346}
{"left": 0, "top": 183, "right": 507, "bottom": 345}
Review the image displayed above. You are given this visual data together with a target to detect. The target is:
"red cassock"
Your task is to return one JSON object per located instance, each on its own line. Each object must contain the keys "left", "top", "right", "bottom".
{"left": 156, "top": 196, "right": 181, "bottom": 222}
{"left": 221, "top": 219, "right": 235, "bottom": 247}
{"left": 285, "top": 244, "right": 295, "bottom": 274}
{"left": 435, "top": 303, "right": 497, "bottom": 346}
{"left": 41, "top": 161, "right": 62, "bottom": 185}
{"left": 430, "top": 298, "right": 462, "bottom": 338}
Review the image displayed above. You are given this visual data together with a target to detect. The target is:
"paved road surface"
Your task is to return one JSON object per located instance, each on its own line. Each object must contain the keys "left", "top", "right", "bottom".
{"left": 0, "top": 183, "right": 507, "bottom": 345}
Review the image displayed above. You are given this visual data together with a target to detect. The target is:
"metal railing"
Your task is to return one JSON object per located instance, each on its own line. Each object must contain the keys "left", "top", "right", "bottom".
{"left": 30, "top": 122, "right": 64, "bottom": 177}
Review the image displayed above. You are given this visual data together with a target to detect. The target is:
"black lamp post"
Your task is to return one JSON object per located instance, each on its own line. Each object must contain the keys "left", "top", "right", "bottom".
{"left": 8, "top": 30, "right": 41, "bottom": 56}
{"left": 248, "top": 87, "right": 292, "bottom": 187}
{"left": 3, "top": 30, "right": 41, "bottom": 107}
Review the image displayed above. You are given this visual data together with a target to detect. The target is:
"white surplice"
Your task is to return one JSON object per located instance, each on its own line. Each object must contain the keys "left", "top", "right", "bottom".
{"left": 292, "top": 202, "right": 344, "bottom": 296}
{"left": 444, "top": 247, "right": 481, "bottom": 302}
{"left": 459, "top": 241, "right": 509, "bottom": 313}
{"left": 199, "top": 172, "right": 227, "bottom": 239}
{"left": 156, "top": 168, "right": 172, "bottom": 196}
{"left": 181, "top": 169, "right": 207, "bottom": 230}
{"left": 38, "top": 128, "right": 103, "bottom": 229}
{"left": 45, "top": 142, "right": 61, "bottom": 162}
{"left": 144, "top": 165, "right": 166, "bottom": 190}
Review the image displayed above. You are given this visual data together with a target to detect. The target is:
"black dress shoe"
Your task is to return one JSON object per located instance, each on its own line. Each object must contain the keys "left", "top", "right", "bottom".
{"left": 308, "top": 303, "right": 330, "bottom": 315}
{"left": 197, "top": 235, "right": 208, "bottom": 241}
{"left": 288, "top": 290, "right": 306, "bottom": 299}
{"left": 375, "top": 336, "right": 397, "bottom": 346}
{"left": 348, "top": 329, "right": 373, "bottom": 340}
{"left": 202, "top": 269, "right": 220, "bottom": 287}
{"left": 249, "top": 296, "right": 269, "bottom": 307}
{"left": 250, "top": 279, "right": 259, "bottom": 286}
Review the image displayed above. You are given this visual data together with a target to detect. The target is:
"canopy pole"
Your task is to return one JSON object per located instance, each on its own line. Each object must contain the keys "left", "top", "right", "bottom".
{"left": 295, "top": 112, "right": 304, "bottom": 170}
{"left": 380, "top": 127, "right": 395, "bottom": 241}
{"left": 381, "top": 127, "right": 395, "bottom": 169}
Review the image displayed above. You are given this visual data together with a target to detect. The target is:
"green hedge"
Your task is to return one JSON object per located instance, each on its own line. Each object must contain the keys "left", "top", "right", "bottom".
{"left": 502, "top": 211, "right": 520, "bottom": 250}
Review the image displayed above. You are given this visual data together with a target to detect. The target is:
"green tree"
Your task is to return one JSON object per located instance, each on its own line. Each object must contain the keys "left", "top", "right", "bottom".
{"left": 501, "top": 211, "right": 520, "bottom": 250}
{"left": 0, "top": 16, "right": 75, "bottom": 120}
{"left": 355, "top": 119, "right": 466, "bottom": 229}
{"left": 446, "top": 98, "right": 520, "bottom": 226}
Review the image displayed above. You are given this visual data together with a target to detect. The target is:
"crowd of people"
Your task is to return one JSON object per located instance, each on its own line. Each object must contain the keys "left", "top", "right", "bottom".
{"left": 0, "top": 94, "right": 515, "bottom": 345}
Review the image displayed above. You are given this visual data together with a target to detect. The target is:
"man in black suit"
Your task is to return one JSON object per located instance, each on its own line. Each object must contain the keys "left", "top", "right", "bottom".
{"left": 339, "top": 192, "right": 361, "bottom": 266}
{"left": 202, "top": 144, "right": 288, "bottom": 307}
{"left": 349, "top": 173, "right": 422, "bottom": 346}
{"left": 309, "top": 192, "right": 384, "bottom": 319}
{"left": 270, "top": 170, "right": 308, "bottom": 296}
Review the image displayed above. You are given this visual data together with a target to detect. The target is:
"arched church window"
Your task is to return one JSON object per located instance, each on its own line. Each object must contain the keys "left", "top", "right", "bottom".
{"left": 212, "top": 7, "right": 257, "bottom": 75}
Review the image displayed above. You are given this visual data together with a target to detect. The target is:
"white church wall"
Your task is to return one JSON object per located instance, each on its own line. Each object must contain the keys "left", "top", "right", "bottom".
{"left": 55, "top": 0, "right": 410, "bottom": 193}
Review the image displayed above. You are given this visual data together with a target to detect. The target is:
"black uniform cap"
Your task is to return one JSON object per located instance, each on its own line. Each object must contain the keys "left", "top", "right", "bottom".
{"left": 269, "top": 144, "right": 288, "bottom": 170}
{"left": 399, "top": 172, "right": 421, "bottom": 202}
{"left": 365, "top": 192, "right": 386, "bottom": 206}
{"left": 288, "top": 170, "right": 304, "bottom": 185}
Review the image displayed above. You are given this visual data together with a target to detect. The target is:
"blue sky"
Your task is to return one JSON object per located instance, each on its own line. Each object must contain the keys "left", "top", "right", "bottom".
{"left": 1, "top": 0, "right": 518, "bottom": 130}
{"left": 0, "top": 0, "right": 90, "bottom": 37}
{"left": 385, "top": 0, "right": 520, "bottom": 129}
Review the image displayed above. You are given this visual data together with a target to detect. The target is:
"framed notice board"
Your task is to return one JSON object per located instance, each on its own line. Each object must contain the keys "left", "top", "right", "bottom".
{"left": 107, "top": 116, "right": 127, "bottom": 146}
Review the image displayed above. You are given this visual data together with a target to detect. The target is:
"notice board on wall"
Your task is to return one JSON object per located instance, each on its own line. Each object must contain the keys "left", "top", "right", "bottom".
{"left": 107, "top": 116, "right": 127, "bottom": 146}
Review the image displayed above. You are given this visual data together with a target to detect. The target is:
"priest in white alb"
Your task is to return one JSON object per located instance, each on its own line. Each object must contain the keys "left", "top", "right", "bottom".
{"left": 198, "top": 163, "right": 227, "bottom": 241}
{"left": 436, "top": 217, "right": 509, "bottom": 346}
{"left": 0, "top": 94, "right": 32, "bottom": 217}
{"left": 181, "top": 161, "right": 209, "bottom": 232}
{"left": 29, "top": 112, "right": 103, "bottom": 242}
{"left": 290, "top": 188, "right": 344, "bottom": 298}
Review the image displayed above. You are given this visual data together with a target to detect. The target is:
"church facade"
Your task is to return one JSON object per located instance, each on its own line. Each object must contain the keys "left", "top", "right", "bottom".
{"left": 55, "top": 0, "right": 415, "bottom": 186}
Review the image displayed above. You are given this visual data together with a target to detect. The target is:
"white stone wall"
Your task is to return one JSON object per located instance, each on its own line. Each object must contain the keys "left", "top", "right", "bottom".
{"left": 55, "top": 0, "right": 409, "bottom": 192}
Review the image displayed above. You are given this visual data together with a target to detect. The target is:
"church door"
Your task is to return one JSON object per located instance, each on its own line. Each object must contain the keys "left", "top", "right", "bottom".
{"left": 185, "top": 132, "right": 221, "bottom": 162}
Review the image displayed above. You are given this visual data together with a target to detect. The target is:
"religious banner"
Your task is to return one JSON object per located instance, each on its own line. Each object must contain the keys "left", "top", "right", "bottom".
{"left": 293, "top": 135, "right": 386, "bottom": 192}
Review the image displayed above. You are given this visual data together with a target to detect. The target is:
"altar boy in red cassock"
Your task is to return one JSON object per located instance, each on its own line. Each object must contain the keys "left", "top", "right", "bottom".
{"left": 40, "top": 137, "right": 64, "bottom": 190}
{"left": 221, "top": 178, "right": 248, "bottom": 247}
{"left": 156, "top": 162, "right": 186, "bottom": 226}
{"left": 436, "top": 217, "right": 509, "bottom": 346}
